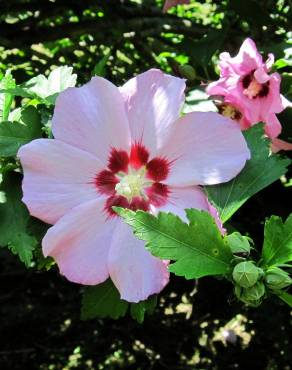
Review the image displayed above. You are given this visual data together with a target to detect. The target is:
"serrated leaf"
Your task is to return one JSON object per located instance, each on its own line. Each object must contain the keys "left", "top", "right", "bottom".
{"left": 116, "top": 208, "right": 233, "bottom": 279}
{"left": 278, "top": 291, "right": 292, "bottom": 308}
{"left": 0, "top": 106, "right": 42, "bottom": 156}
{"left": 8, "top": 232, "right": 37, "bottom": 267}
{"left": 0, "top": 172, "right": 37, "bottom": 266}
{"left": 0, "top": 70, "right": 16, "bottom": 121}
{"left": 261, "top": 214, "right": 292, "bottom": 267}
{"left": 81, "top": 279, "right": 129, "bottom": 320}
{"left": 206, "top": 125, "right": 290, "bottom": 223}
{"left": 130, "top": 296, "right": 157, "bottom": 323}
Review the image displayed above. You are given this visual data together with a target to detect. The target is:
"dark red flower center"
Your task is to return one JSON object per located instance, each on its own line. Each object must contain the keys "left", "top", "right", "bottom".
{"left": 241, "top": 70, "right": 270, "bottom": 99}
{"left": 95, "top": 143, "right": 170, "bottom": 217}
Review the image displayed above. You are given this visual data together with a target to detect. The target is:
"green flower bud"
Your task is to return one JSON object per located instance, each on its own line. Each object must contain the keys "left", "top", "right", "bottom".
{"left": 242, "top": 282, "right": 265, "bottom": 301}
{"left": 265, "top": 267, "right": 292, "bottom": 291}
{"left": 234, "top": 284, "right": 263, "bottom": 307}
{"left": 232, "top": 261, "right": 262, "bottom": 288}
{"left": 178, "top": 64, "right": 196, "bottom": 80}
{"left": 226, "top": 232, "right": 251, "bottom": 256}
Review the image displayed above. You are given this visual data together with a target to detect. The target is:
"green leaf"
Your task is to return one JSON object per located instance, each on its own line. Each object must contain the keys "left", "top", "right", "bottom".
{"left": 261, "top": 214, "right": 292, "bottom": 267}
{"left": 277, "top": 291, "right": 292, "bottom": 308}
{"left": 0, "top": 172, "right": 37, "bottom": 266}
{"left": 116, "top": 208, "right": 233, "bottom": 279}
{"left": 92, "top": 51, "right": 110, "bottom": 77}
{"left": 0, "top": 106, "right": 42, "bottom": 157}
{"left": 81, "top": 279, "right": 129, "bottom": 320}
{"left": 8, "top": 232, "right": 37, "bottom": 267}
{"left": 0, "top": 70, "right": 16, "bottom": 121}
{"left": 206, "top": 125, "right": 290, "bottom": 223}
{"left": 130, "top": 296, "right": 157, "bottom": 324}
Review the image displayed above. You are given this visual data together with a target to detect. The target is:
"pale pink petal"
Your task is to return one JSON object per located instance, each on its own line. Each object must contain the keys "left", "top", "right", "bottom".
{"left": 159, "top": 112, "right": 250, "bottom": 186}
{"left": 281, "top": 95, "right": 292, "bottom": 109}
{"left": 163, "top": 0, "right": 190, "bottom": 12}
{"left": 18, "top": 139, "right": 103, "bottom": 224}
{"left": 151, "top": 186, "right": 225, "bottom": 234}
{"left": 119, "top": 69, "right": 185, "bottom": 154}
{"left": 261, "top": 73, "right": 284, "bottom": 114}
{"left": 108, "top": 220, "right": 169, "bottom": 303}
{"left": 43, "top": 199, "right": 117, "bottom": 285}
{"left": 271, "top": 138, "right": 292, "bottom": 153}
{"left": 52, "top": 77, "right": 131, "bottom": 163}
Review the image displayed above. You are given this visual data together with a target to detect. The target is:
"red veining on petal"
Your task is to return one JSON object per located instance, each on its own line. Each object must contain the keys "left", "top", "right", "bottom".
{"left": 108, "top": 148, "right": 129, "bottom": 173}
{"left": 95, "top": 170, "right": 118, "bottom": 195}
{"left": 146, "top": 157, "right": 170, "bottom": 182}
{"left": 129, "top": 142, "right": 150, "bottom": 169}
{"left": 130, "top": 197, "right": 149, "bottom": 212}
{"left": 146, "top": 182, "right": 169, "bottom": 207}
{"left": 104, "top": 195, "right": 130, "bottom": 217}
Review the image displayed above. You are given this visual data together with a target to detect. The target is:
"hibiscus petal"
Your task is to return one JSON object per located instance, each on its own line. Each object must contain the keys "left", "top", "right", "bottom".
{"left": 119, "top": 69, "right": 185, "bottom": 154}
{"left": 160, "top": 112, "right": 250, "bottom": 186}
{"left": 108, "top": 220, "right": 169, "bottom": 303}
{"left": 43, "top": 199, "right": 117, "bottom": 285}
{"left": 219, "top": 38, "right": 263, "bottom": 76}
{"left": 52, "top": 77, "right": 131, "bottom": 162}
{"left": 151, "top": 186, "right": 225, "bottom": 233}
{"left": 18, "top": 139, "right": 103, "bottom": 224}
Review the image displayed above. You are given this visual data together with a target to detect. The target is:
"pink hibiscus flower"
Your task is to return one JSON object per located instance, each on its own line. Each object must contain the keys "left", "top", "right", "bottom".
{"left": 163, "top": 0, "right": 190, "bottom": 12}
{"left": 18, "top": 69, "right": 249, "bottom": 303}
{"left": 206, "top": 38, "right": 290, "bottom": 139}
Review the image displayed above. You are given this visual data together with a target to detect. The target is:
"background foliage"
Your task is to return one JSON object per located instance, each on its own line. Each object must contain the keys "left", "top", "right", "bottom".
{"left": 0, "top": 0, "right": 292, "bottom": 369}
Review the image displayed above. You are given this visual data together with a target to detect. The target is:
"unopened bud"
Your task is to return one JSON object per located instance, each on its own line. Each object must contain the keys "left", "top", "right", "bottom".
{"left": 226, "top": 232, "right": 251, "bottom": 256}
{"left": 265, "top": 267, "right": 292, "bottom": 291}
{"left": 232, "top": 261, "right": 262, "bottom": 288}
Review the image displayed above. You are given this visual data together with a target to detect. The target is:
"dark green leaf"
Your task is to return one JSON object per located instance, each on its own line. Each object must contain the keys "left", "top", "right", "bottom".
{"left": 116, "top": 208, "right": 233, "bottom": 279}
{"left": 81, "top": 279, "right": 129, "bottom": 320}
{"left": 278, "top": 291, "right": 292, "bottom": 308}
{"left": 130, "top": 296, "right": 157, "bottom": 324}
{"left": 92, "top": 52, "right": 110, "bottom": 77}
{"left": 0, "top": 106, "right": 42, "bottom": 157}
{"left": 206, "top": 125, "right": 290, "bottom": 223}
{"left": 261, "top": 214, "right": 292, "bottom": 267}
{"left": 0, "top": 172, "right": 36, "bottom": 266}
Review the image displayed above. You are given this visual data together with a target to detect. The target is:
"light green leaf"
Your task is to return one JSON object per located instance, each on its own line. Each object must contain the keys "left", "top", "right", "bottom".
{"left": 0, "top": 70, "right": 16, "bottom": 121}
{"left": 206, "top": 125, "right": 290, "bottom": 223}
{"left": 116, "top": 208, "right": 233, "bottom": 279}
{"left": 278, "top": 291, "right": 292, "bottom": 308}
{"left": 0, "top": 173, "right": 37, "bottom": 266}
{"left": 261, "top": 214, "right": 292, "bottom": 267}
{"left": 0, "top": 106, "right": 42, "bottom": 157}
{"left": 81, "top": 279, "right": 129, "bottom": 320}
{"left": 24, "top": 66, "right": 77, "bottom": 104}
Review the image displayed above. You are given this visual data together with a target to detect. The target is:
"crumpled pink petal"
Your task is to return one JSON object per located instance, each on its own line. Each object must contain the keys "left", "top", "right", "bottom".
{"left": 271, "top": 138, "right": 292, "bottom": 153}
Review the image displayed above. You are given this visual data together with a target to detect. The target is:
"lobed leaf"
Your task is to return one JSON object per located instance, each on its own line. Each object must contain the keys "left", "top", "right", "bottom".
{"left": 116, "top": 208, "right": 233, "bottom": 279}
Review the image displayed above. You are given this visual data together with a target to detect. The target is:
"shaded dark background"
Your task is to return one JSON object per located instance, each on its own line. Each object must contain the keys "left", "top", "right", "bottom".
{"left": 0, "top": 1, "right": 292, "bottom": 369}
